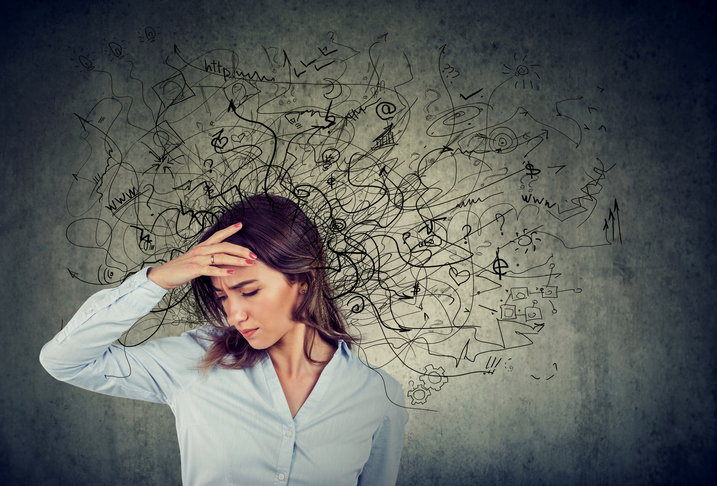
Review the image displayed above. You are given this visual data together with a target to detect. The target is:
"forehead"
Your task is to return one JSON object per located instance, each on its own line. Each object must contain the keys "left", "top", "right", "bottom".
{"left": 209, "top": 260, "right": 291, "bottom": 291}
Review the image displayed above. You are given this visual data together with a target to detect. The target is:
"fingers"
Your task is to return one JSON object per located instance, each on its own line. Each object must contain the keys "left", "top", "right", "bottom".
{"left": 207, "top": 252, "right": 256, "bottom": 268}
{"left": 202, "top": 265, "right": 239, "bottom": 278}
{"left": 200, "top": 222, "right": 243, "bottom": 247}
{"left": 213, "top": 242, "right": 256, "bottom": 258}
{"left": 148, "top": 223, "right": 257, "bottom": 289}
{"left": 196, "top": 242, "right": 256, "bottom": 261}
{"left": 183, "top": 241, "right": 256, "bottom": 282}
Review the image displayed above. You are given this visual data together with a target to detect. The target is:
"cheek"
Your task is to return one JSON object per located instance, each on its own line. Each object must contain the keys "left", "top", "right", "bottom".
{"left": 279, "top": 290, "right": 300, "bottom": 315}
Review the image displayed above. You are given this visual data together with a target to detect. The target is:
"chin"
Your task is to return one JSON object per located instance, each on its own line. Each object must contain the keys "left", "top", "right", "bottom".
{"left": 245, "top": 338, "right": 274, "bottom": 351}
{"left": 246, "top": 341, "right": 268, "bottom": 350}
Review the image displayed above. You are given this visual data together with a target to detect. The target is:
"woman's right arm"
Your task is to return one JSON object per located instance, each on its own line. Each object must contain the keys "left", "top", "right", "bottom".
{"left": 40, "top": 222, "right": 255, "bottom": 403}
{"left": 39, "top": 268, "right": 188, "bottom": 403}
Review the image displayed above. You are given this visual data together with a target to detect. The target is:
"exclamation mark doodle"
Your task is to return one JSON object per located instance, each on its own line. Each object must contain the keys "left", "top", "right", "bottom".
{"left": 486, "top": 356, "right": 502, "bottom": 374}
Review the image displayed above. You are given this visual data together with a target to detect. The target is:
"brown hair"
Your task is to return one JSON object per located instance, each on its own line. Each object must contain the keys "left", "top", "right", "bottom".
{"left": 191, "top": 194, "right": 354, "bottom": 371}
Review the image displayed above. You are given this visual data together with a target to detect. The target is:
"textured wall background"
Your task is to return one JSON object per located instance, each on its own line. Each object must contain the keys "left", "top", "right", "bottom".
{"left": 1, "top": 0, "right": 715, "bottom": 484}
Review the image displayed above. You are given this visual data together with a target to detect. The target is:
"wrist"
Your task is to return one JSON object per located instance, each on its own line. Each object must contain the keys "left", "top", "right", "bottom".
{"left": 146, "top": 266, "right": 168, "bottom": 289}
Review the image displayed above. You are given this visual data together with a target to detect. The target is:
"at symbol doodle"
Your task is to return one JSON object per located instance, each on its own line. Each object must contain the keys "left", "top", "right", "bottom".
{"left": 376, "top": 101, "right": 397, "bottom": 120}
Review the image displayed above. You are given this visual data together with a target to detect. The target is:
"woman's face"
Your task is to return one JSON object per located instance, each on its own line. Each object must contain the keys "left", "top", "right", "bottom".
{"left": 210, "top": 260, "right": 304, "bottom": 350}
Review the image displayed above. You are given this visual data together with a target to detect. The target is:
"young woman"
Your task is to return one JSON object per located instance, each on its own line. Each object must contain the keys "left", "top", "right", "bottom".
{"left": 40, "top": 194, "right": 408, "bottom": 485}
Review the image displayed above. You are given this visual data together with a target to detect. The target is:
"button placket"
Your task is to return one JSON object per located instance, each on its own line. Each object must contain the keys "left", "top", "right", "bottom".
{"left": 274, "top": 424, "right": 295, "bottom": 483}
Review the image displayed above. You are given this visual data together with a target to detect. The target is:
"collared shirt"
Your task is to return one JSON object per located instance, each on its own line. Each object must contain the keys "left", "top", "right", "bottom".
{"left": 40, "top": 268, "right": 408, "bottom": 485}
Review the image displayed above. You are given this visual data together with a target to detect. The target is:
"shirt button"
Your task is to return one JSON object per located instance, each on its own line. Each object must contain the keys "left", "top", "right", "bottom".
{"left": 285, "top": 430, "right": 293, "bottom": 438}
{"left": 278, "top": 473, "right": 286, "bottom": 481}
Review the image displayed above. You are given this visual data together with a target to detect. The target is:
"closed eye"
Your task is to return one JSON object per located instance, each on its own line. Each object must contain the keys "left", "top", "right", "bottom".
{"left": 215, "top": 289, "right": 259, "bottom": 301}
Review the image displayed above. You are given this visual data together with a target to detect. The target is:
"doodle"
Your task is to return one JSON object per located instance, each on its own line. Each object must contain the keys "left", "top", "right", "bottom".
{"left": 604, "top": 198, "right": 623, "bottom": 244}
{"left": 419, "top": 365, "right": 449, "bottom": 391}
{"left": 71, "top": 49, "right": 95, "bottom": 72}
{"left": 485, "top": 356, "right": 502, "bottom": 374}
{"left": 492, "top": 249, "right": 509, "bottom": 280}
{"left": 407, "top": 381, "right": 432, "bottom": 405}
{"left": 138, "top": 26, "right": 160, "bottom": 44}
{"left": 63, "top": 30, "right": 622, "bottom": 408}
{"left": 105, "top": 39, "right": 125, "bottom": 61}
{"left": 500, "top": 304, "right": 516, "bottom": 319}
{"left": 502, "top": 53, "right": 541, "bottom": 90}
{"left": 530, "top": 362, "right": 558, "bottom": 381}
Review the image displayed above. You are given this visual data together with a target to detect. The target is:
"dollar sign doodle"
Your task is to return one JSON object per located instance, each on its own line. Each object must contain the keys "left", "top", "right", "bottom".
{"left": 525, "top": 162, "right": 541, "bottom": 179}
{"left": 492, "top": 249, "right": 509, "bottom": 280}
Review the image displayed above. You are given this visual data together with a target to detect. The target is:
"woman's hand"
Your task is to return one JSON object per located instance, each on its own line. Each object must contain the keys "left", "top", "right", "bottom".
{"left": 147, "top": 222, "right": 257, "bottom": 290}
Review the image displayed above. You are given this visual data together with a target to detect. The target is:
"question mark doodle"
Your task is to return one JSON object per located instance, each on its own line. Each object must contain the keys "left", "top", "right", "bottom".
{"left": 462, "top": 224, "right": 471, "bottom": 245}
{"left": 494, "top": 213, "right": 505, "bottom": 235}
{"left": 424, "top": 89, "right": 441, "bottom": 121}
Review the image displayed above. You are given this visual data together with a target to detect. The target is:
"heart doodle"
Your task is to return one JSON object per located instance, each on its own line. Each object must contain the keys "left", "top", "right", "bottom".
{"left": 449, "top": 266, "right": 471, "bottom": 286}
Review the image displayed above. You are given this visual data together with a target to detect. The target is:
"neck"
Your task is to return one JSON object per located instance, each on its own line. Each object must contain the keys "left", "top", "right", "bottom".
{"left": 267, "top": 324, "right": 334, "bottom": 378}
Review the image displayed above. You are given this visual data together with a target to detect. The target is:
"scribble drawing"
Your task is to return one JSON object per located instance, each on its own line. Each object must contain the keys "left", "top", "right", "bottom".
{"left": 65, "top": 32, "right": 620, "bottom": 407}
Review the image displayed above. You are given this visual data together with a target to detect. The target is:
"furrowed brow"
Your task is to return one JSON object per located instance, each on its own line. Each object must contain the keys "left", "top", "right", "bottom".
{"left": 212, "top": 279, "right": 258, "bottom": 293}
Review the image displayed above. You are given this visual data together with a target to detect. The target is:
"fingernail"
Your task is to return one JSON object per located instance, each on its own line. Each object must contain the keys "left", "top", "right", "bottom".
{"left": 245, "top": 259, "right": 254, "bottom": 265}
{"left": 249, "top": 252, "right": 258, "bottom": 260}
{"left": 227, "top": 269, "right": 234, "bottom": 274}
{"left": 234, "top": 222, "right": 242, "bottom": 228}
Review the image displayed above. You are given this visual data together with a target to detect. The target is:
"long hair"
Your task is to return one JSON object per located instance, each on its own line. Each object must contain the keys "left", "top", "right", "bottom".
{"left": 191, "top": 194, "right": 354, "bottom": 371}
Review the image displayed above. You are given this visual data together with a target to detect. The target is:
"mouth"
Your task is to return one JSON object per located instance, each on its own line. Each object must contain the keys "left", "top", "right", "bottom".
{"left": 239, "top": 328, "right": 258, "bottom": 338}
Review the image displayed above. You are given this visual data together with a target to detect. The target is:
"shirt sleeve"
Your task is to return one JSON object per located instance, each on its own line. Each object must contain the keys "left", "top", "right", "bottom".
{"left": 39, "top": 268, "right": 205, "bottom": 404}
{"left": 357, "top": 378, "right": 409, "bottom": 486}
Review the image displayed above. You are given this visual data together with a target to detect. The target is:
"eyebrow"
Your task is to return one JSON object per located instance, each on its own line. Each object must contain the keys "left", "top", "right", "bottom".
{"left": 212, "top": 279, "right": 258, "bottom": 293}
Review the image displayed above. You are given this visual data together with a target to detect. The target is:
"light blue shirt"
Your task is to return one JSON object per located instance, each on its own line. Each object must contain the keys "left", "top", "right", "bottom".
{"left": 40, "top": 268, "right": 408, "bottom": 485}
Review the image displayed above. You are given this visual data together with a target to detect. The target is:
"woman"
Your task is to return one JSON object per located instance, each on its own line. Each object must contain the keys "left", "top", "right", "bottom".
{"left": 40, "top": 194, "right": 408, "bottom": 485}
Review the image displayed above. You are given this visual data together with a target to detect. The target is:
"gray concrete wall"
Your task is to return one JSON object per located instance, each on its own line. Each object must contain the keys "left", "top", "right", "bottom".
{"left": 1, "top": 0, "right": 714, "bottom": 484}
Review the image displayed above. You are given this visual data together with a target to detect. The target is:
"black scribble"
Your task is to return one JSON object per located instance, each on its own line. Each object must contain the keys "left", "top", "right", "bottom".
{"left": 64, "top": 32, "right": 622, "bottom": 407}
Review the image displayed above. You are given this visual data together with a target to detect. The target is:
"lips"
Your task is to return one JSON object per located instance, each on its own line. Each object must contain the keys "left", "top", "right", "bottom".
{"left": 239, "top": 328, "right": 258, "bottom": 338}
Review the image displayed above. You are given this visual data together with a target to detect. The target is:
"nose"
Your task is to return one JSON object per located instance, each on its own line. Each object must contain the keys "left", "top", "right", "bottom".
{"left": 222, "top": 296, "right": 248, "bottom": 327}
